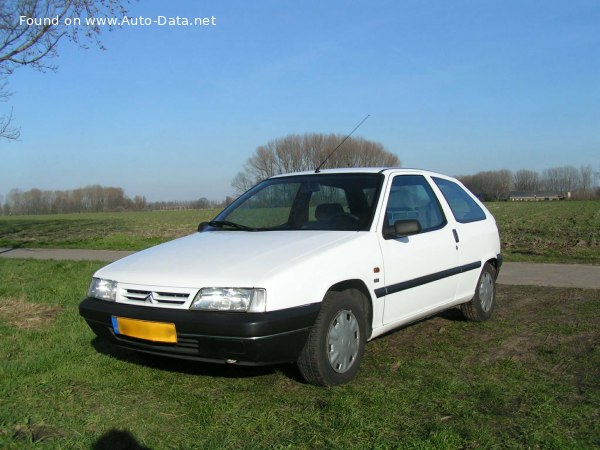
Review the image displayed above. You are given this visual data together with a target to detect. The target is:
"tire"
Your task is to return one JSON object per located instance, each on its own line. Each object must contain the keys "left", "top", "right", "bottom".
{"left": 461, "top": 262, "right": 496, "bottom": 321}
{"left": 297, "top": 289, "right": 367, "bottom": 386}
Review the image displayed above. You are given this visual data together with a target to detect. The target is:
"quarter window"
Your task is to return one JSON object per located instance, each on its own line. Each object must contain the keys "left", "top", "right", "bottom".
{"left": 433, "top": 177, "right": 487, "bottom": 223}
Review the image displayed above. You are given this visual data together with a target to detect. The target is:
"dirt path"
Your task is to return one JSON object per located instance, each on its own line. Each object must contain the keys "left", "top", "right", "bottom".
{"left": 1, "top": 247, "right": 598, "bottom": 289}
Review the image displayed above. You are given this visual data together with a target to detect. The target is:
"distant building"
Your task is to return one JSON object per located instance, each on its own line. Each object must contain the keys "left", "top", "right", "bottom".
{"left": 509, "top": 191, "right": 566, "bottom": 201}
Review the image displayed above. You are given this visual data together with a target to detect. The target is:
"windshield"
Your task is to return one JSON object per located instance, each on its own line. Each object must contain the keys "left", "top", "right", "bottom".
{"left": 210, "top": 173, "right": 383, "bottom": 231}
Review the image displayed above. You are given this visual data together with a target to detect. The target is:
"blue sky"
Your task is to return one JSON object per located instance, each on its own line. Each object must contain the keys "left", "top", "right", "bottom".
{"left": 2, "top": 0, "right": 599, "bottom": 201}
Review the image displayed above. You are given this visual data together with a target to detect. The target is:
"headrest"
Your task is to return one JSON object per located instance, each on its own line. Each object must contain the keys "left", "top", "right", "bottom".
{"left": 315, "top": 203, "right": 344, "bottom": 220}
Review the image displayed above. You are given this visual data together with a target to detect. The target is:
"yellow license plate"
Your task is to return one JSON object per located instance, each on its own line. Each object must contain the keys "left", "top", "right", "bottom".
{"left": 112, "top": 316, "right": 177, "bottom": 344}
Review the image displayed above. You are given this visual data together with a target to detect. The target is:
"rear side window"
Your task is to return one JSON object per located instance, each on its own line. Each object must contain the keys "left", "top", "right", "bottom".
{"left": 433, "top": 177, "right": 487, "bottom": 223}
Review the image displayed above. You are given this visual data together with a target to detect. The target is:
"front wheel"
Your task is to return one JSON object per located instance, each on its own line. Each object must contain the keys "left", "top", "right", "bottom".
{"left": 297, "top": 289, "right": 367, "bottom": 386}
{"left": 461, "top": 262, "right": 496, "bottom": 321}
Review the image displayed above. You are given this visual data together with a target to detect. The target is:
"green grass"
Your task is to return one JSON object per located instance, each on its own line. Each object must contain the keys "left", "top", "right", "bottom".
{"left": 0, "top": 210, "right": 218, "bottom": 251}
{"left": 0, "top": 259, "right": 599, "bottom": 448}
{"left": 0, "top": 200, "right": 599, "bottom": 263}
{"left": 486, "top": 200, "right": 600, "bottom": 263}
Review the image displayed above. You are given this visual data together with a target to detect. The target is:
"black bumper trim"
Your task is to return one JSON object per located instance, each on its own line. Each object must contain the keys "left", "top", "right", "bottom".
{"left": 79, "top": 298, "right": 320, "bottom": 365}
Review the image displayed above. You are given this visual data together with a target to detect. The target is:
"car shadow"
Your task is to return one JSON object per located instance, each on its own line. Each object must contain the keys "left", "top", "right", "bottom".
{"left": 436, "top": 307, "right": 467, "bottom": 322}
{"left": 90, "top": 337, "right": 303, "bottom": 382}
{"left": 373, "top": 306, "right": 467, "bottom": 341}
{"left": 92, "top": 429, "right": 150, "bottom": 450}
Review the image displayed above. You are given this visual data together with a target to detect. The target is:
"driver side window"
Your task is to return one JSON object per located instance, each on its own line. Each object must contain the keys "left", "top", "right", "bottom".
{"left": 385, "top": 175, "right": 445, "bottom": 232}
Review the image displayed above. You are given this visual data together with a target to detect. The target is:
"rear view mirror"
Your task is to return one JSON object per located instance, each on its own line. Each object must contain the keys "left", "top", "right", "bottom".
{"left": 299, "top": 182, "right": 321, "bottom": 194}
{"left": 384, "top": 219, "right": 421, "bottom": 239}
{"left": 197, "top": 221, "right": 210, "bottom": 232}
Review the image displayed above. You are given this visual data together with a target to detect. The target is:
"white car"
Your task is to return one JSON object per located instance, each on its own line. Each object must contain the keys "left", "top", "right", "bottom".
{"left": 79, "top": 168, "right": 502, "bottom": 386}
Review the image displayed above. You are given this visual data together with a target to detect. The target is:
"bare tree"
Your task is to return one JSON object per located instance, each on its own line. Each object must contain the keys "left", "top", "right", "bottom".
{"left": 494, "top": 169, "right": 513, "bottom": 201}
{"left": 458, "top": 169, "right": 512, "bottom": 201}
{"left": 513, "top": 169, "right": 540, "bottom": 193}
{"left": 232, "top": 133, "right": 400, "bottom": 194}
{"left": 132, "top": 194, "right": 146, "bottom": 210}
{"left": 578, "top": 165, "right": 594, "bottom": 199}
{"left": 231, "top": 171, "right": 254, "bottom": 194}
{"left": 0, "top": 79, "right": 19, "bottom": 139}
{"left": 542, "top": 165, "right": 580, "bottom": 195}
{"left": 542, "top": 167, "right": 560, "bottom": 194}
{"left": 0, "top": 0, "right": 128, "bottom": 140}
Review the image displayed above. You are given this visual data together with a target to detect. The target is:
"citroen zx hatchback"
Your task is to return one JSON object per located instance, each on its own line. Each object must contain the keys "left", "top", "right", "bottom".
{"left": 80, "top": 168, "right": 501, "bottom": 386}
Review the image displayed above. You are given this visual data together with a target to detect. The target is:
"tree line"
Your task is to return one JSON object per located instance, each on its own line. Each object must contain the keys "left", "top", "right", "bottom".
{"left": 3, "top": 130, "right": 598, "bottom": 215}
{"left": 232, "top": 132, "right": 598, "bottom": 201}
{"left": 0, "top": 186, "right": 229, "bottom": 216}
{"left": 458, "top": 165, "right": 598, "bottom": 201}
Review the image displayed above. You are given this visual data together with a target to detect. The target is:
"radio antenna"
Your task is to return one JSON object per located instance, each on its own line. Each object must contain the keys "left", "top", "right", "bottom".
{"left": 315, "top": 114, "right": 371, "bottom": 173}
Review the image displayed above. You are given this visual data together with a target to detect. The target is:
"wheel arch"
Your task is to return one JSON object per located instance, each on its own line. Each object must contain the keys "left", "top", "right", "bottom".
{"left": 485, "top": 256, "right": 501, "bottom": 279}
{"left": 326, "top": 279, "right": 374, "bottom": 339}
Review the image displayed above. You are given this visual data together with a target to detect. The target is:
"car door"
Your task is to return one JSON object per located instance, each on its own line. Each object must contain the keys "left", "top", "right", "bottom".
{"left": 377, "top": 174, "right": 460, "bottom": 325}
{"left": 431, "top": 176, "right": 494, "bottom": 302}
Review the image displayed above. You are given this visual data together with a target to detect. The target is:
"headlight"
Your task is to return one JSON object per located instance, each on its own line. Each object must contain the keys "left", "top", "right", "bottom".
{"left": 190, "top": 288, "right": 266, "bottom": 312}
{"left": 88, "top": 277, "right": 117, "bottom": 301}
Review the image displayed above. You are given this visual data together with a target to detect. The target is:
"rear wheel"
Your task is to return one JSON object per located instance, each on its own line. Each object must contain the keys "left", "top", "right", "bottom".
{"left": 461, "top": 262, "right": 496, "bottom": 321}
{"left": 297, "top": 289, "right": 367, "bottom": 386}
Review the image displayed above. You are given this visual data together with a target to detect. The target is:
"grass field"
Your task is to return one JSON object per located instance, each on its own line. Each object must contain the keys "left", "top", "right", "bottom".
{"left": 0, "top": 259, "right": 599, "bottom": 448}
{"left": 1, "top": 200, "right": 599, "bottom": 263}
{"left": 0, "top": 210, "right": 218, "bottom": 251}
{"left": 486, "top": 200, "right": 600, "bottom": 263}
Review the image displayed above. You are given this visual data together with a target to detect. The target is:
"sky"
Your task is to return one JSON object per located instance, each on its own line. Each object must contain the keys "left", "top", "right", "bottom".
{"left": 1, "top": 0, "right": 599, "bottom": 201}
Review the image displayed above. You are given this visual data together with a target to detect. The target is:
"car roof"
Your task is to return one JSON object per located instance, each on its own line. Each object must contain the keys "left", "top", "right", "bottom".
{"left": 270, "top": 167, "right": 451, "bottom": 179}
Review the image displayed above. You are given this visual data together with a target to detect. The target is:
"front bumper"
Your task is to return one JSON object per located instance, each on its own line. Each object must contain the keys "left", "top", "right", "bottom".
{"left": 79, "top": 297, "right": 320, "bottom": 366}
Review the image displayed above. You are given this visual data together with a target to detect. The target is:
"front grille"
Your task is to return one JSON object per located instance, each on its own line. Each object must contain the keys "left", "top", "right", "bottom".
{"left": 123, "top": 289, "right": 189, "bottom": 305}
{"left": 117, "top": 284, "right": 197, "bottom": 308}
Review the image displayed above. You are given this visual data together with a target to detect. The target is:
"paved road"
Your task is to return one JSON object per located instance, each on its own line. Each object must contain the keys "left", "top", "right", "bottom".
{"left": 1, "top": 247, "right": 599, "bottom": 289}
{"left": 497, "top": 262, "right": 599, "bottom": 289}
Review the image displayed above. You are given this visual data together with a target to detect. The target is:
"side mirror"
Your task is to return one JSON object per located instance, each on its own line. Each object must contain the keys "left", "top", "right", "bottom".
{"left": 197, "top": 221, "right": 210, "bottom": 232}
{"left": 384, "top": 219, "right": 421, "bottom": 239}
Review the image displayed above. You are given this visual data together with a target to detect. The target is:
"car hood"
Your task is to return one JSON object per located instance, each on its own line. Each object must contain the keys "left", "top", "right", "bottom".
{"left": 95, "top": 230, "right": 363, "bottom": 288}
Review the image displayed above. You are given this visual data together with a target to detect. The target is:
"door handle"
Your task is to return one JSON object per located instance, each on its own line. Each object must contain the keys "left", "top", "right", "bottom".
{"left": 452, "top": 229, "right": 460, "bottom": 243}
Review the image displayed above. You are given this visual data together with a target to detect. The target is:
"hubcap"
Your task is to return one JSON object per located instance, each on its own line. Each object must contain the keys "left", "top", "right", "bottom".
{"left": 327, "top": 309, "right": 360, "bottom": 373}
{"left": 479, "top": 272, "right": 494, "bottom": 312}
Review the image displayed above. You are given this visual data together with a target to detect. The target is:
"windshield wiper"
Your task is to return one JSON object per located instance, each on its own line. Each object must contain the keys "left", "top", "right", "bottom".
{"left": 208, "top": 220, "right": 257, "bottom": 231}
